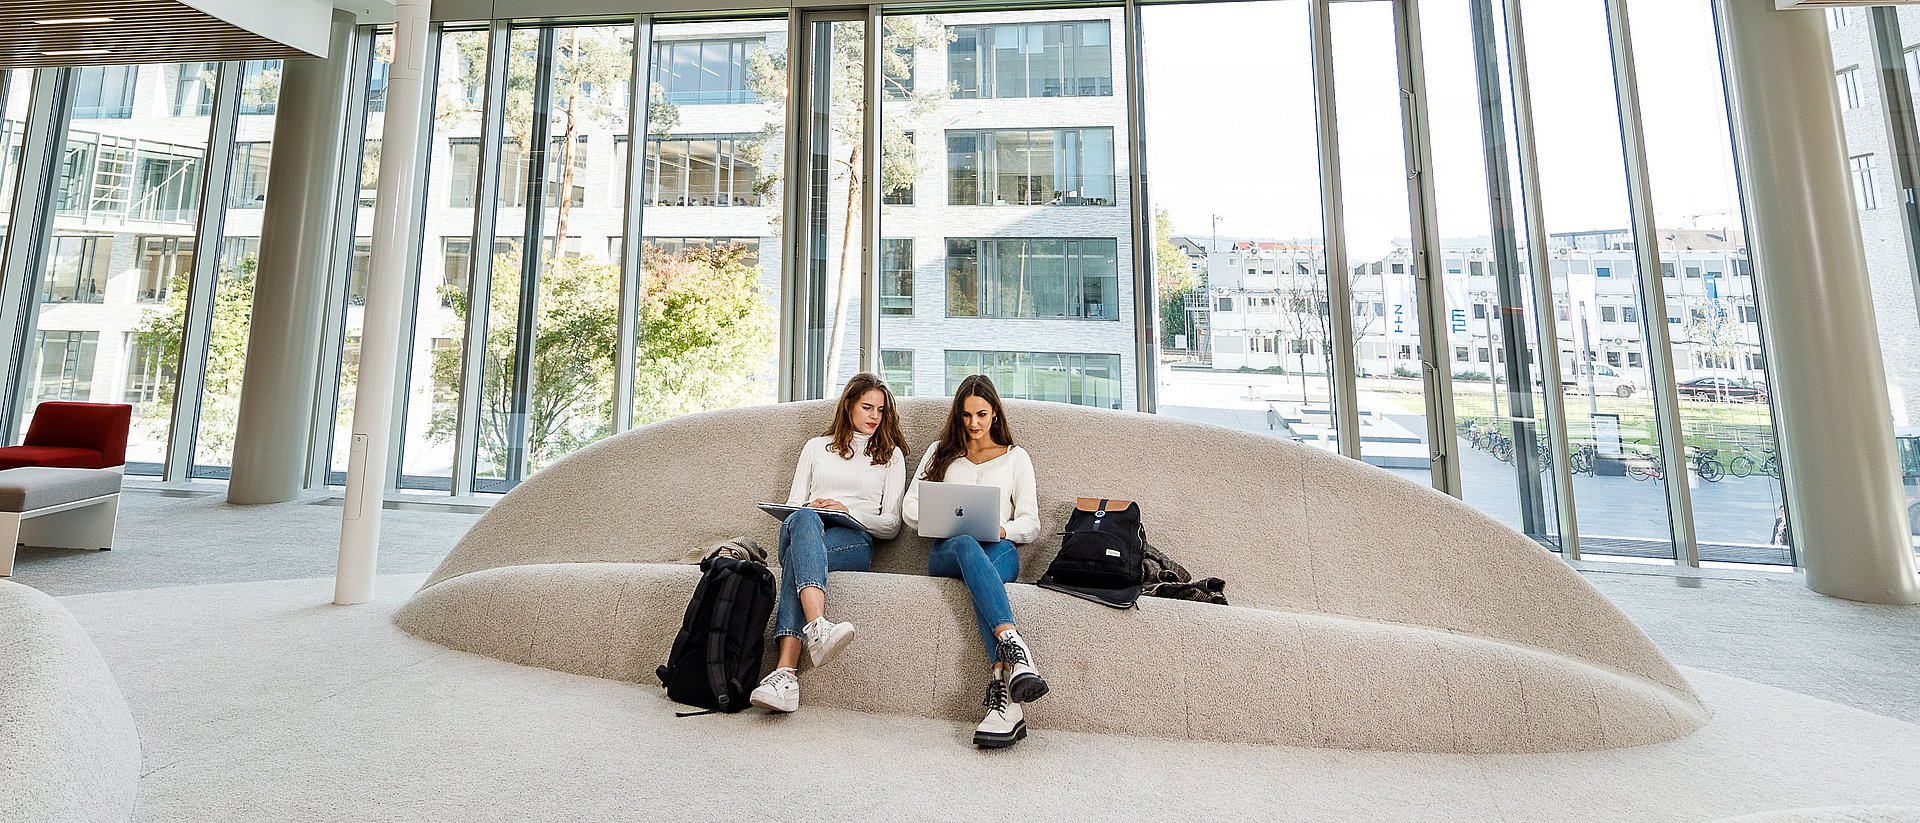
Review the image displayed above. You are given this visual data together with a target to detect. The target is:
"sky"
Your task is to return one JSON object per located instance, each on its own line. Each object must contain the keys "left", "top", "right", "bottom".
{"left": 1139, "top": 0, "right": 1743, "bottom": 255}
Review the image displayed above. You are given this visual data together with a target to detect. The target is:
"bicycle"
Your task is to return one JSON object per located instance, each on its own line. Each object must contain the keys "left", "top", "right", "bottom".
{"left": 1729, "top": 447, "right": 1780, "bottom": 480}
{"left": 1569, "top": 442, "right": 1597, "bottom": 476}
{"left": 1690, "top": 446, "right": 1724, "bottom": 483}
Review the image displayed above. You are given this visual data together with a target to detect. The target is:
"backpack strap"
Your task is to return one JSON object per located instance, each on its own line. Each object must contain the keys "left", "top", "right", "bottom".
{"left": 704, "top": 567, "right": 745, "bottom": 711}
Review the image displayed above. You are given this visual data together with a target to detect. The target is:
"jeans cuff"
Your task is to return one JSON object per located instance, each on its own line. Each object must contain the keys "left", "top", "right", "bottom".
{"left": 794, "top": 578, "right": 826, "bottom": 593}
{"left": 774, "top": 629, "right": 803, "bottom": 640}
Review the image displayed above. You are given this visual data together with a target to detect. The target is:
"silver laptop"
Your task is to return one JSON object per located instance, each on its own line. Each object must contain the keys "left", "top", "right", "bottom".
{"left": 916, "top": 481, "right": 1003, "bottom": 542}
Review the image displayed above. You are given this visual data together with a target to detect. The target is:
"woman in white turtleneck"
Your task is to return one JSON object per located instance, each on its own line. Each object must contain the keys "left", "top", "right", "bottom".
{"left": 749, "top": 373, "right": 907, "bottom": 714}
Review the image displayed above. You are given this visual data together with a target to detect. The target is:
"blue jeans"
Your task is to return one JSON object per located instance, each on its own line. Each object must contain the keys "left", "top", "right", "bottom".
{"left": 927, "top": 535, "right": 1019, "bottom": 661}
{"left": 774, "top": 508, "right": 873, "bottom": 641}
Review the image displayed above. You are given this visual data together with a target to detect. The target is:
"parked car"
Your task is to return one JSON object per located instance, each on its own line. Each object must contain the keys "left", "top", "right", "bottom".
{"left": 1676, "top": 376, "right": 1770, "bottom": 403}
{"left": 1556, "top": 363, "right": 1645, "bottom": 398}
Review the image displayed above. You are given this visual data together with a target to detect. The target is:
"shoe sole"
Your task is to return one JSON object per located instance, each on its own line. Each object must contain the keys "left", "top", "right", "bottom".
{"left": 749, "top": 692, "right": 797, "bottom": 713}
{"left": 1009, "top": 671, "right": 1049, "bottom": 704}
{"left": 973, "top": 720, "right": 1028, "bottom": 748}
{"left": 809, "top": 624, "right": 857, "bottom": 669}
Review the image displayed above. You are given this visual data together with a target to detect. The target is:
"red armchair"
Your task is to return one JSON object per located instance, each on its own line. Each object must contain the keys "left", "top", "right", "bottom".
{"left": 0, "top": 402, "right": 131, "bottom": 471}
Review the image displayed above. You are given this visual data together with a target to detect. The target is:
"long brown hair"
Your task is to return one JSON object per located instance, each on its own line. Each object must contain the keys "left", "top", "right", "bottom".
{"left": 824, "top": 373, "right": 906, "bottom": 466}
{"left": 921, "top": 374, "right": 1013, "bottom": 482}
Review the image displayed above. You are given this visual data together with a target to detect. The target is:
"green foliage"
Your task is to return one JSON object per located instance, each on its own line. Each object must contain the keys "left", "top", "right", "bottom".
{"left": 130, "top": 257, "right": 258, "bottom": 464}
{"left": 428, "top": 244, "right": 773, "bottom": 471}
{"left": 1154, "top": 209, "right": 1196, "bottom": 347}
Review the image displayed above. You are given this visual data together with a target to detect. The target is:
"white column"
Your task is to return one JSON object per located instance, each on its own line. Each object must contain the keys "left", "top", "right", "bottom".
{"left": 1719, "top": 0, "right": 1920, "bottom": 604}
{"left": 336, "top": 0, "right": 430, "bottom": 605}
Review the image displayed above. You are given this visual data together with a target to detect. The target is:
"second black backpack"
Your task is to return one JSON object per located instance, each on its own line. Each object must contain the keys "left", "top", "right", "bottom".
{"left": 656, "top": 554, "right": 776, "bottom": 714}
{"left": 1037, "top": 497, "right": 1146, "bottom": 609}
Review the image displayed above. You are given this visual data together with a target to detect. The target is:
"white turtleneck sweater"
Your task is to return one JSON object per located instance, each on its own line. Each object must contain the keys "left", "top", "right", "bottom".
{"left": 902, "top": 443, "right": 1041, "bottom": 544}
{"left": 784, "top": 432, "right": 907, "bottom": 539}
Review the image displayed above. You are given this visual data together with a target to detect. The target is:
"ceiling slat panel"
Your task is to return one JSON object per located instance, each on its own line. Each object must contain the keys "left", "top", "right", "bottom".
{"left": 0, "top": 0, "right": 314, "bottom": 69}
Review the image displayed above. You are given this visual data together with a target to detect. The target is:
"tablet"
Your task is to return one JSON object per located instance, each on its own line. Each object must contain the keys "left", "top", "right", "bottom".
{"left": 757, "top": 502, "right": 866, "bottom": 533}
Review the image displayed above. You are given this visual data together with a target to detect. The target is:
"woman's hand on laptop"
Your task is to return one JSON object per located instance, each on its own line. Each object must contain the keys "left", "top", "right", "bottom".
{"left": 808, "top": 498, "right": 849, "bottom": 512}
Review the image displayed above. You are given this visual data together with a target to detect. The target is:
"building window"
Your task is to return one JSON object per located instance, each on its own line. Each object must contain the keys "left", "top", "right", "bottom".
{"left": 122, "top": 336, "right": 171, "bottom": 405}
{"left": 42, "top": 236, "right": 111, "bottom": 304}
{"left": 882, "top": 239, "right": 914, "bottom": 316}
{"left": 1601, "top": 305, "right": 1618, "bottom": 323}
{"left": 136, "top": 236, "right": 194, "bottom": 304}
{"left": 238, "top": 60, "right": 282, "bottom": 115}
{"left": 368, "top": 52, "right": 392, "bottom": 113}
{"left": 633, "top": 237, "right": 762, "bottom": 269}
{"left": 946, "top": 350, "right": 1121, "bottom": 409}
{"left": 653, "top": 38, "right": 761, "bottom": 105}
{"left": 882, "top": 349, "right": 913, "bottom": 395}
{"left": 31, "top": 331, "right": 99, "bottom": 402}
{"left": 946, "top": 238, "right": 1120, "bottom": 320}
{"left": 173, "top": 63, "right": 220, "bottom": 116}
{"left": 1606, "top": 351, "right": 1623, "bottom": 367}
{"left": 74, "top": 66, "right": 139, "bottom": 119}
{"left": 230, "top": 142, "right": 272, "bottom": 209}
{"left": 883, "top": 131, "right": 915, "bottom": 205}
{"left": 1216, "top": 296, "right": 1233, "bottom": 312}
{"left": 1623, "top": 306, "right": 1638, "bottom": 323}
{"left": 1454, "top": 346, "right": 1469, "bottom": 363}
{"left": 948, "top": 21, "right": 1113, "bottom": 99}
{"left": 1852, "top": 154, "right": 1879, "bottom": 210}
{"left": 1628, "top": 352, "right": 1643, "bottom": 368}
{"left": 130, "top": 149, "right": 204, "bottom": 222}
{"left": 641, "top": 134, "right": 760, "bottom": 207}
{"left": 449, "top": 137, "right": 587, "bottom": 208}
{"left": 884, "top": 42, "right": 916, "bottom": 100}
{"left": 441, "top": 238, "right": 519, "bottom": 306}
{"left": 946, "top": 128, "right": 1115, "bottom": 206}
{"left": 1838, "top": 67, "right": 1863, "bottom": 111}
{"left": 1596, "top": 265, "right": 1612, "bottom": 278}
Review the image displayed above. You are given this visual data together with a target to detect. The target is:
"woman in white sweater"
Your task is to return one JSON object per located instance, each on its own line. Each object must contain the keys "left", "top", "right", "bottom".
{"left": 902, "top": 374, "right": 1047, "bottom": 748}
{"left": 749, "top": 373, "right": 907, "bottom": 713}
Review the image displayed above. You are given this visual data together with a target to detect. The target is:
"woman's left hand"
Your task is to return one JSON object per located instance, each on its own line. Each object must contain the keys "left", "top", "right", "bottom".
{"left": 810, "top": 498, "right": 849, "bottom": 512}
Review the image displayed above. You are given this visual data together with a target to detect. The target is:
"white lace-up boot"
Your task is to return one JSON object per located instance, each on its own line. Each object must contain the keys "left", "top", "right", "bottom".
{"left": 973, "top": 673, "right": 1027, "bottom": 748}
{"left": 996, "top": 628, "right": 1048, "bottom": 703}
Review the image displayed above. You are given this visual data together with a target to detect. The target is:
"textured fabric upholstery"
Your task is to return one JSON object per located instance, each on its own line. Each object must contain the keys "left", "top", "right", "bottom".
{"left": 8, "top": 402, "right": 132, "bottom": 469}
{"left": 0, "top": 446, "right": 110, "bottom": 471}
{"left": 0, "top": 467, "right": 123, "bottom": 513}
{"left": 397, "top": 398, "right": 1710, "bottom": 753}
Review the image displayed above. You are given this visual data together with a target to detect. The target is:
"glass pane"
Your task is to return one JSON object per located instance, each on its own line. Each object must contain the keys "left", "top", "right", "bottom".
{"left": 332, "top": 31, "right": 397, "bottom": 484}
{"left": 633, "top": 19, "right": 785, "bottom": 422}
{"left": 1331, "top": 1, "right": 1430, "bottom": 480}
{"left": 1142, "top": 1, "right": 1334, "bottom": 447}
{"left": 1524, "top": 0, "right": 1675, "bottom": 560}
{"left": 27, "top": 65, "right": 212, "bottom": 475}
{"left": 192, "top": 63, "right": 283, "bottom": 477}
{"left": 882, "top": 8, "right": 1137, "bottom": 409}
{"left": 1420, "top": 0, "right": 1560, "bottom": 544}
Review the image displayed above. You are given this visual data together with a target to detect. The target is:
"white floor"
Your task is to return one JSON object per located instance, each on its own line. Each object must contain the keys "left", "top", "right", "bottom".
{"left": 58, "top": 574, "right": 1920, "bottom": 823}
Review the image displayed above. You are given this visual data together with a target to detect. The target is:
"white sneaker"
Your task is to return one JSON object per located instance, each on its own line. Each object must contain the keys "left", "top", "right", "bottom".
{"left": 973, "top": 675, "right": 1027, "bottom": 748}
{"left": 749, "top": 667, "right": 799, "bottom": 713}
{"left": 803, "top": 617, "right": 857, "bottom": 669}
{"left": 996, "top": 629, "right": 1048, "bottom": 704}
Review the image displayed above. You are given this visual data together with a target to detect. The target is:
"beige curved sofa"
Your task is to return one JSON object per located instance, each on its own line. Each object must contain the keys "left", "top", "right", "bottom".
{"left": 0, "top": 581, "right": 140, "bottom": 823}
{"left": 397, "top": 397, "right": 1708, "bottom": 753}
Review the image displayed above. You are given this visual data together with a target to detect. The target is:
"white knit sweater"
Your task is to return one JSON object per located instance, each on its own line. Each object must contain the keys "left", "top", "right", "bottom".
{"left": 784, "top": 433, "right": 907, "bottom": 539}
{"left": 902, "top": 443, "right": 1041, "bottom": 544}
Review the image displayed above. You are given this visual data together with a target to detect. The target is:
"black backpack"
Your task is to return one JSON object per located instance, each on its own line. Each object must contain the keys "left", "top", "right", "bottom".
{"left": 656, "top": 554, "right": 776, "bottom": 715}
{"left": 1037, "top": 498, "right": 1147, "bottom": 609}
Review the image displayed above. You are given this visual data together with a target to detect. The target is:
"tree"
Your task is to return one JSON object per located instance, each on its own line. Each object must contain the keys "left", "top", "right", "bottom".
{"left": 745, "top": 18, "right": 951, "bottom": 386}
{"left": 427, "top": 243, "right": 773, "bottom": 471}
{"left": 130, "top": 257, "right": 258, "bottom": 464}
{"left": 1154, "top": 209, "right": 1196, "bottom": 350}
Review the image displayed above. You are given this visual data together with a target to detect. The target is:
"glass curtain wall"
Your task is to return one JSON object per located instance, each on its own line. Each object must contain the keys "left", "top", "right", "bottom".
{"left": 1517, "top": 0, "right": 1677, "bottom": 560}
{"left": 1330, "top": 1, "right": 1432, "bottom": 478}
{"left": 1632, "top": 0, "right": 1789, "bottom": 563}
{"left": 1141, "top": 1, "right": 1336, "bottom": 448}
{"left": 880, "top": 7, "right": 1138, "bottom": 410}
{"left": 23, "top": 63, "right": 215, "bottom": 476}
{"left": 328, "top": 32, "right": 391, "bottom": 484}
{"left": 191, "top": 60, "right": 282, "bottom": 478}
{"left": 633, "top": 19, "right": 785, "bottom": 421}
{"left": 1419, "top": 0, "right": 1559, "bottom": 543}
